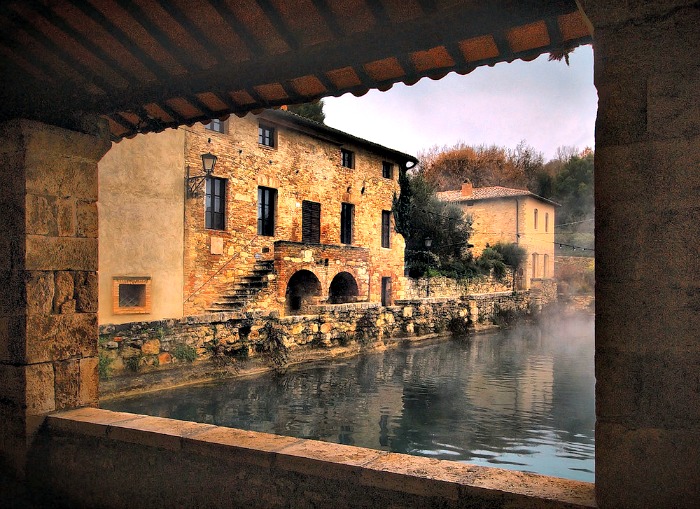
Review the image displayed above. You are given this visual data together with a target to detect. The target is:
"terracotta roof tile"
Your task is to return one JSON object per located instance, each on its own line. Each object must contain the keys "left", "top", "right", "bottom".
{"left": 436, "top": 186, "right": 559, "bottom": 206}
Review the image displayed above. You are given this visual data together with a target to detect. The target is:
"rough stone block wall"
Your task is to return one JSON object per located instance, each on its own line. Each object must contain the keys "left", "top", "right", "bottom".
{"left": 98, "top": 294, "right": 532, "bottom": 386}
{"left": 403, "top": 273, "right": 513, "bottom": 300}
{"left": 580, "top": 1, "right": 700, "bottom": 507}
{"left": 0, "top": 120, "right": 110, "bottom": 471}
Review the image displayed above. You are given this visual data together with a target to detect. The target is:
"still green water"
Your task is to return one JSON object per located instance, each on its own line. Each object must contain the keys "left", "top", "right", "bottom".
{"left": 103, "top": 314, "right": 595, "bottom": 482}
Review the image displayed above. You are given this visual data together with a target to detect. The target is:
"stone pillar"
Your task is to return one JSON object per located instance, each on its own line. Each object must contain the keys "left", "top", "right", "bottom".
{"left": 578, "top": 1, "right": 700, "bottom": 507}
{"left": 0, "top": 119, "right": 110, "bottom": 474}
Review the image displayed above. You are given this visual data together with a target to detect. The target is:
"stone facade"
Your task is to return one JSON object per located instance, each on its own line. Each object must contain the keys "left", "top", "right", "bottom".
{"left": 581, "top": 2, "right": 700, "bottom": 506}
{"left": 98, "top": 110, "right": 415, "bottom": 325}
{"left": 99, "top": 293, "right": 533, "bottom": 390}
{"left": 98, "top": 129, "right": 186, "bottom": 325}
{"left": 437, "top": 183, "right": 557, "bottom": 290}
{"left": 0, "top": 120, "right": 110, "bottom": 472}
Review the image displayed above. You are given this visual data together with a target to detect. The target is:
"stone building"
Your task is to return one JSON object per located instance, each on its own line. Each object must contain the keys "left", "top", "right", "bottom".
{"left": 2, "top": 2, "right": 698, "bottom": 508}
{"left": 437, "top": 181, "right": 557, "bottom": 290}
{"left": 98, "top": 109, "right": 417, "bottom": 325}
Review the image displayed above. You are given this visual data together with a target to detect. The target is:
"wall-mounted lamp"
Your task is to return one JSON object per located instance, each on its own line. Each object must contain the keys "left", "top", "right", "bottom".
{"left": 186, "top": 152, "right": 218, "bottom": 197}
{"left": 424, "top": 238, "right": 432, "bottom": 248}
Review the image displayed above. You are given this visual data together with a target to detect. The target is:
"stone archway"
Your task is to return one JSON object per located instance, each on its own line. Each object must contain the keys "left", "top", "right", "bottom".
{"left": 285, "top": 270, "right": 322, "bottom": 315}
{"left": 327, "top": 271, "right": 360, "bottom": 304}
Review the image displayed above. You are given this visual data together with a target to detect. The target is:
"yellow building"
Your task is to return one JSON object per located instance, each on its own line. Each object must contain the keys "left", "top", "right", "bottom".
{"left": 437, "top": 182, "right": 557, "bottom": 290}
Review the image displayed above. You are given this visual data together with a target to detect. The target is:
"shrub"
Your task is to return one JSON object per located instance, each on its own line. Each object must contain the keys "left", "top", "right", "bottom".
{"left": 172, "top": 344, "right": 197, "bottom": 363}
{"left": 124, "top": 355, "right": 142, "bottom": 372}
{"left": 98, "top": 353, "right": 113, "bottom": 379}
{"left": 448, "top": 317, "right": 470, "bottom": 336}
{"left": 255, "top": 324, "right": 288, "bottom": 367}
{"left": 492, "top": 305, "right": 520, "bottom": 328}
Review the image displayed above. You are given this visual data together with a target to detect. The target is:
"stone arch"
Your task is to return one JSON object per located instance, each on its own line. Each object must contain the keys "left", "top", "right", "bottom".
{"left": 328, "top": 271, "right": 360, "bottom": 304}
{"left": 285, "top": 269, "right": 322, "bottom": 315}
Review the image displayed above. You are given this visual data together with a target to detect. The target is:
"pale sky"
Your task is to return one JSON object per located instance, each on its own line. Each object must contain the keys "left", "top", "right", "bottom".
{"left": 323, "top": 45, "right": 596, "bottom": 162}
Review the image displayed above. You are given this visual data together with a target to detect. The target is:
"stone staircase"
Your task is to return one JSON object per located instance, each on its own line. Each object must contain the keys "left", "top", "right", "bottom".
{"left": 206, "top": 260, "right": 275, "bottom": 313}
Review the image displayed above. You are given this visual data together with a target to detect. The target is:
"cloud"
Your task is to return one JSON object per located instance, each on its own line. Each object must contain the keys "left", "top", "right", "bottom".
{"left": 323, "top": 47, "right": 596, "bottom": 161}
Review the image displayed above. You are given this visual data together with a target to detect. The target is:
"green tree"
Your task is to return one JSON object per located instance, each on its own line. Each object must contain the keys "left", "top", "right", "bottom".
{"left": 551, "top": 152, "right": 595, "bottom": 256}
{"left": 552, "top": 152, "right": 594, "bottom": 224}
{"left": 393, "top": 173, "right": 473, "bottom": 277}
{"left": 492, "top": 242, "right": 527, "bottom": 290}
{"left": 287, "top": 100, "right": 325, "bottom": 123}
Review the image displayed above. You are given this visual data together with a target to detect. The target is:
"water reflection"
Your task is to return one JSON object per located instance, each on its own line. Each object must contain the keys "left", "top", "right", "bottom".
{"left": 103, "top": 314, "right": 595, "bottom": 481}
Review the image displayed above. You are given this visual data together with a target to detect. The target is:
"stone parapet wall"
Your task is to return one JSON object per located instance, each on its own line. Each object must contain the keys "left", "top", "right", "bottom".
{"left": 99, "top": 293, "right": 534, "bottom": 393}
{"left": 29, "top": 408, "right": 595, "bottom": 509}
{"left": 530, "top": 278, "right": 558, "bottom": 307}
{"left": 403, "top": 273, "right": 512, "bottom": 300}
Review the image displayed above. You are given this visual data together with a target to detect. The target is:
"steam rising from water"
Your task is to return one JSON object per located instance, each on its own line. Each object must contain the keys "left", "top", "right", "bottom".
{"left": 105, "top": 313, "right": 595, "bottom": 481}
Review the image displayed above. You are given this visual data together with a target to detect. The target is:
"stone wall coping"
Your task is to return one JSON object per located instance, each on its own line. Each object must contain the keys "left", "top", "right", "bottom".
{"left": 100, "top": 310, "right": 280, "bottom": 332}
{"left": 309, "top": 302, "right": 381, "bottom": 313}
{"left": 273, "top": 240, "right": 370, "bottom": 252}
{"left": 48, "top": 408, "right": 596, "bottom": 508}
{"left": 394, "top": 298, "right": 455, "bottom": 305}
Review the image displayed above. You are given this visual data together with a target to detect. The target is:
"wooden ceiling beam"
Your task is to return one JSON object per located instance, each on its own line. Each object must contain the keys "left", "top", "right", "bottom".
{"left": 254, "top": 0, "right": 300, "bottom": 51}
{"left": 112, "top": 0, "right": 200, "bottom": 71}
{"left": 209, "top": 0, "right": 265, "bottom": 57}
{"left": 69, "top": 0, "right": 171, "bottom": 81}
{"left": 154, "top": 0, "right": 229, "bottom": 65}
{"left": 0, "top": 4, "right": 111, "bottom": 94}
{"left": 310, "top": 0, "right": 345, "bottom": 36}
{"left": 23, "top": 0, "right": 141, "bottom": 83}
{"left": 94, "top": 1, "right": 586, "bottom": 116}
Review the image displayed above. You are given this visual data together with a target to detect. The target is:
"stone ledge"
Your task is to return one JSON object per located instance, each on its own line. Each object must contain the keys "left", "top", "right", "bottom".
{"left": 47, "top": 408, "right": 596, "bottom": 508}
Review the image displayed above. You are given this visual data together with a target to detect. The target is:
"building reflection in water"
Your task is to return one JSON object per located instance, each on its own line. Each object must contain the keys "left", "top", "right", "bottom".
{"left": 104, "top": 314, "right": 595, "bottom": 481}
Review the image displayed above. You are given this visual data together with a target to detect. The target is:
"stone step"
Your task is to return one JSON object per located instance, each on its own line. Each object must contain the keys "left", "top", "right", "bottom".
{"left": 208, "top": 302, "right": 245, "bottom": 311}
{"left": 240, "top": 275, "right": 265, "bottom": 282}
{"left": 234, "top": 281, "right": 268, "bottom": 289}
{"left": 210, "top": 260, "right": 274, "bottom": 314}
{"left": 221, "top": 292, "right": 253, "bottom": 299}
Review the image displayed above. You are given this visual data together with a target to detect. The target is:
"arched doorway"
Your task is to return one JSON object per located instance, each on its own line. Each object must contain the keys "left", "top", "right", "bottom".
{"left": 285, "top": 270, "right": 322, "bottom": 315}
{"left": 327, "top": 272, "right": 359, "bottom": 304}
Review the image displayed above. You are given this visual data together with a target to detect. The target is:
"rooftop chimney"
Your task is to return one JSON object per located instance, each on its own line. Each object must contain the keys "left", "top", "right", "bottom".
{"left": 461, "top": 180, "right": 473, "bottom": 197}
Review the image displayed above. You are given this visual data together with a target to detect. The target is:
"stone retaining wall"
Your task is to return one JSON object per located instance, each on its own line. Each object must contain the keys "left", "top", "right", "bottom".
{"left": 99, "top": 293, "right": 533, "bottom": 392}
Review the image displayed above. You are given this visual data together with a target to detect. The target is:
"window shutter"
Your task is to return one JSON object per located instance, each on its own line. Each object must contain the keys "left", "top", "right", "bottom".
{"left": 381, "top": 210, "right": 391, "bottom": 248}
{"left": 302, "top": 201, "right": 321, "bottom": 244}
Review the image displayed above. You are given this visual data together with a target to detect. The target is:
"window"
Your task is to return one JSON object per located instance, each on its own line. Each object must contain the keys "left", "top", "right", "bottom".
{"left": 340, "top": 203, "right": 354, "bottom": 244}
{"left": 534, "top": 208, "right": 539, "bottom": 229}
{"left": 381, "top": 277, "right": 392, "bottom": 306}
{"left": 543, "top": 254, "right": 549, "bottom": 278}
{"left": 302, "top": 200, "right": 321, "bottom": 244}
{"left": 205, "top": 177, "right": 226, "bottom": 230}
{"left": 205, "top": 118, "right": 226, "bottom": 133}
{"left": 382, "top": 161, "right": 394, "bottom": 179}
{"left": 112, "top": 277, "right": 151, "bottom": 315}
{"left": 257, "top": 187, "right": 277, "bottom": 236}
{"left": 381, "top": 210, "right": 391, "bottom": 248}
{"left": 545, "top": 212, "right": 549, "bottom": 232}
{"left": 341, "top": 148, "right": 354, "bottom": 168}
{"left": 532, "top": 253, "right": 539, "bottom": 278}
{"left": 258, "top": 124, "right": 275, "bottom": 147}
